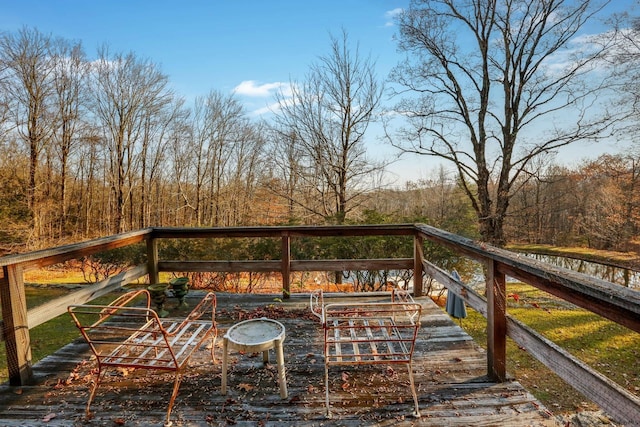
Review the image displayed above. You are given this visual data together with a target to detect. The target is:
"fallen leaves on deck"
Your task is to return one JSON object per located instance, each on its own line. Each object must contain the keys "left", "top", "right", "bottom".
{"left": 220, "top": 304, "right": 317, "bottom": 322}
{"left": 42, "top": 413, "right": 56, "bottom": 422}
{"left": 237, "top": 383, "right": 255, "bottom": 392}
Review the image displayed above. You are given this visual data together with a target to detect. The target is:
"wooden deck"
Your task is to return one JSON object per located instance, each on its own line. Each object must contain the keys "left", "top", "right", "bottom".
{"left": 0, "top": 292, "right": 559, "bottom": 426}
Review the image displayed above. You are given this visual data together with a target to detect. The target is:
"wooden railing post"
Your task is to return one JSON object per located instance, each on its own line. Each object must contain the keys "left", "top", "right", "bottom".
{"left": 147, "top": 236, "right": 159, "bottom": 285}
{"left": 281, "top": 233, "right": 291, "bottom": 299}
{"left": 413, "top": 234, "right": 424, "bottom": 297}
{"left": 487, "top": 260, "right": 507, "bottom": 381}
{"left": 0, "top": 264, "right": 33, "bottom": 385}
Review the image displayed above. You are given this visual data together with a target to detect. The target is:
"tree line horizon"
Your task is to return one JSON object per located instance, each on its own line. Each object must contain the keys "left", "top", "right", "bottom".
{"left": 1, "top": 1, "right": 639, "bottom": 257}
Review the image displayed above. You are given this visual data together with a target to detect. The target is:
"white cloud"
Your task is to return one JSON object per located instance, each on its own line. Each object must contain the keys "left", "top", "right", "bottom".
{"left": 235, "top": 81, "right": 298, "bottom": 116}
{"left": 249, "top": 94, "right": 298, "bottom": 116}
{"left": 251, "top": 102, "right": 280, "bottom": 116}
{"left": 543, "top": 30, "right": 618, "bottom": 75}
{"left": 233, "top": 80, "right": 291, "bottom": 97}
{"left": 384, "top": 8, "right": 403, "bottom": 27}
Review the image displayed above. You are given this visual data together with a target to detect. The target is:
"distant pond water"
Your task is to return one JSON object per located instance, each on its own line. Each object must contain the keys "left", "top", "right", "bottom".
{"left": 456, "top": 253, "right": 640, "bottom": 292}
{"left": 520, "top": 253, "right": 640, "bottom": 289}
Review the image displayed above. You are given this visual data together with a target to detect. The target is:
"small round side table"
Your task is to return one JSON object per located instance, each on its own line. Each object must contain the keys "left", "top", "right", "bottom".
{"left": 221, "top": 317, "right": 287, "bottom": 399}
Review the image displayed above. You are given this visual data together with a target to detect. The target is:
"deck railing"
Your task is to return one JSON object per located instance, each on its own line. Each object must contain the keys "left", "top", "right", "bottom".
{"left": 0, "top": 224, "right": 639, "bottom": 424}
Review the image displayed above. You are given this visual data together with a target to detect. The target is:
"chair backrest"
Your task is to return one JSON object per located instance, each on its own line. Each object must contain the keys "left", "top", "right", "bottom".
{"left": 68, "top": 290, "right": 184, "bottom": 369}
{"left": 323, "top": 302, "right": 422, "bottom": 327}
{"left": 68, "top": 302, "right": 178, "bottom": 367}
{"left": 322, "top": 302, "right": 422, "bottom": 364}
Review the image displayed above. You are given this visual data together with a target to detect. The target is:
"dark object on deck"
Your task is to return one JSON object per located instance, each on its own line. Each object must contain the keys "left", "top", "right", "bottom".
{"left": 446, "top": 270, "right": 468, "bottom": 320}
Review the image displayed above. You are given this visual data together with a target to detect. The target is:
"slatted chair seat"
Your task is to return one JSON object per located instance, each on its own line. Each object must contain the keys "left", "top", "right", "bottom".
{"left": 310, "top": 289, "right": 422, "bottom": 418}
{"left": 68, "top": 289, "right": 217, "bottom": 427}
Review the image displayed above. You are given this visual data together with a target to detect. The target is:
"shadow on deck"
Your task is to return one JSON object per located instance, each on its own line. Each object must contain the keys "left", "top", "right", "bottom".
{"left": 0, "top": 292, "right": 558, "bottom": 426}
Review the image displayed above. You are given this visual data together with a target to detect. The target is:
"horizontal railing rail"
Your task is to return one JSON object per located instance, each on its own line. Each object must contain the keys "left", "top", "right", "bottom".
{"left": 0, "top": 228, "right": 151, "bottom": 270}
{"left": 413, "top": 224, "right": 640, "bottom": 331}
{"left": 0, "top": 224, "right": 637, "bottom": 424}
{"left": 157, "top": 259, "right": 413, "bottom": 273}
{"left": 414, "top": 224, "right": 640, "bottom": 424}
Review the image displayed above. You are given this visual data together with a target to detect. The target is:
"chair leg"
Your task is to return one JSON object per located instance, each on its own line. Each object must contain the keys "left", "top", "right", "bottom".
{"left": 407, "top": 362, "right": 421, "bottom": 418}
{"left": 324, "top": 363, "right": 332, "bottom": 418}
{"left": 85, "top": 366, "right": 106, "bottom": 417}
{"left": 210, "top": 334, "right": 217, "bottom": 364}
{"left": 164, "top": 371, "right": 184, "bottom": 427}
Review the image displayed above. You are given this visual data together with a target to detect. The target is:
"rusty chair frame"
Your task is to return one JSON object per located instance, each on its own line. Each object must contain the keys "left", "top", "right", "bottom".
{"left": 310, "top": 289, "right": 422, "bottom": 418}
{"left": 68, "top": 289, "right": 217, "bottom": 426}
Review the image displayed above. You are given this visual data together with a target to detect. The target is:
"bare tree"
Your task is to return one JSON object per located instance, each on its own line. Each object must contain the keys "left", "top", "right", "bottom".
{"left": 50, "top": 37, "right": 89, "bottom": 233}
{"left": 152, "top": 106, "right": 189, "bottom": 226}
{"left": 72, "top": 132, "right": 106, "bottom": 237}
{"left": 610, "top": 13, "right": 640, "bottom": 152}
{"left": 0, "top": 27, "right": 56, "bottom": 238}
{"left": 266, "top": 127, "right": 305, "bottom": 222}
{"left": 222, "top": 120, "right": 266, "bottom": 226}
{"left": 506, "top": 160, "right": 580, "bottom": 245}
{"left": 177, "top": 91, "right": 235, "bottom": 226}
{"left": 91, "top": 47, "right": 172, "bottom": 233}
{"left": 173, "top": 90, "right": 262, "bottom": 227}
{"left": 272, "top": 30, "right": 385, "bottom": 224}
{"left": 203, "top": 91, "right": 245, "bottom": 226}
{"left": 389, "top": 0, "right": 617, "bottom": 245}
{"left": 0, "top": 52, "right": 10, "bottom": 142}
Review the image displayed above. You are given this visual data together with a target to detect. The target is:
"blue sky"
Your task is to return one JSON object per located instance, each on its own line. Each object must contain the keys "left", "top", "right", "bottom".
{"left": 0, "top": 1, "right": 406, "bottom": 111}
{"left": 1, "top": 0, "right": 422, "bottom": 182}
{"left": 0, "top": 1, "right": 635, "bottom": 185}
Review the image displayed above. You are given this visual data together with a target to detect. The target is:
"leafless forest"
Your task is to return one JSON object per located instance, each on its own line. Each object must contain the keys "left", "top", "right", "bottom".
{"left": 1, "top": 2, "right": 640, "bottom": 255}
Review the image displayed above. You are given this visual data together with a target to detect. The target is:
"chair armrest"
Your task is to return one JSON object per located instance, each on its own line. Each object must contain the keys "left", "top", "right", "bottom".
{"left": 68, "top": 289, "right": 152, "bottom": 328}
{"left": 166, "top": 292, "right": 217, "bottom": 336}
{"left": 106, "top": 289, "right": 151, "bottom": 309}
{"left": 392, "top": 287, "right": 415, "bottom": 303}
{"left": 323, "top": 302, "right": 422, "bottom": 325}
{"left": 310, "top": 289, "right": 324, "bottom": 322}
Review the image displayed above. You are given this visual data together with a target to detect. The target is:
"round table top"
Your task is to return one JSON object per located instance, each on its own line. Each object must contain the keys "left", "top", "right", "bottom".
{"left": 225, "top": 317, "right": 285, "bottom": 347}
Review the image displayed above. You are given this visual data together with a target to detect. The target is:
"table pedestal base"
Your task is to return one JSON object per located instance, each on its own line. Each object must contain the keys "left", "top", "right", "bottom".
{"left": 221, "top": 318, "right": 287, "bottom": 399}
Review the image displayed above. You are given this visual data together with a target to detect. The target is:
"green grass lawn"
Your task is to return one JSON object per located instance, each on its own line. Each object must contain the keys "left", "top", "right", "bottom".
{"left": 0, "top": 286, "right": 122, "bottom": 383}
{"left": 459, "top": 282, "right": 640, "bottom": 415}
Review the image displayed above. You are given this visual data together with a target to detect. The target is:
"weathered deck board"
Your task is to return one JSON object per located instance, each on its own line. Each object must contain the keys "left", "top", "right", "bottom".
{"left": 0, "top": 292, "right": 558, "bottom": 426}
